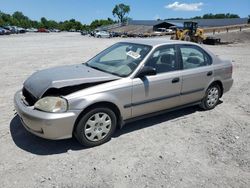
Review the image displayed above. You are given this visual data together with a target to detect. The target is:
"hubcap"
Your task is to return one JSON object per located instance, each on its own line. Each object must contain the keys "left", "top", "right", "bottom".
{"left": 207, "top": 87, "right": 219, "bottom": 107}
{"left": 84, "top": 112, "right": 112, "bottom": 142}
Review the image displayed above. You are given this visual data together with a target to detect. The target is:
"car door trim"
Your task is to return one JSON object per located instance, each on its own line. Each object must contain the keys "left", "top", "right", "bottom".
{"left": 181, "top": 88, "right": 204, "bottom": 95}
{"left": 124, "top": 88, "right": 204, "bottom": 108}
{"left": 124, "top": 93, "right": 180, "bottom": 108}
{"left": 123, "top": 100, "right": 201, "bottom": 125}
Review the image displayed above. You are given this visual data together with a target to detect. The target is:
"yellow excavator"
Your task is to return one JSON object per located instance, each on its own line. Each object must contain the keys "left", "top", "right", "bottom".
{"left": 170, "top": 21, "right": 206, "bottom": 43}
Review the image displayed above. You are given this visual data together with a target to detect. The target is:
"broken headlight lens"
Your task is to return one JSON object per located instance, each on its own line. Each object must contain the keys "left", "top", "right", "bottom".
{"left": 34, "top": 97, "right": 68, "bottom": 113}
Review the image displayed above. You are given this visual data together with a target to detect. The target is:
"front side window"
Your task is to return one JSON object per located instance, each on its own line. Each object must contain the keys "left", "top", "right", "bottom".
{"left": 145, "top": 45, "right": 178, "bottom": 74}
{"left": 86, "top": 42, "right": 152, "bottom": 77}
{"left": 180, "top": 45, "right": 211, "bottom": 70}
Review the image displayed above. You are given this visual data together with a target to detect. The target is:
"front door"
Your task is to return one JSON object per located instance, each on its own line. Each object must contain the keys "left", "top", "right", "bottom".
{"left": 131, "top": 45, "right": 182, "bottom": 117}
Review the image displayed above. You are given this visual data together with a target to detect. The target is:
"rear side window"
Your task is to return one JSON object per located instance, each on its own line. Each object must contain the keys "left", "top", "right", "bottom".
{"left": 180, "top": 45, "right": 211, "bottom": 70}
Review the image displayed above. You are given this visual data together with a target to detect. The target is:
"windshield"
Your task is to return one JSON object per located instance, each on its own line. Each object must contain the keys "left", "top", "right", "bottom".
{"left": 85, "top": 42, "right": 152, "bottom": 77}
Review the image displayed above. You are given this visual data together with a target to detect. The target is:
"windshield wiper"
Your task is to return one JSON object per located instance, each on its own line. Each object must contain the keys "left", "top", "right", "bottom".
{"left": 88, "top": 64, "right": 105, "bottom": 72}
{"left": 85, "top": 63, "right": 101, "bottom": 70}
{"left": 85, "top": 62, "right": 91, "bottom": 67}
{"left": 85, "top": 63, "right": 122, "bottom": 77}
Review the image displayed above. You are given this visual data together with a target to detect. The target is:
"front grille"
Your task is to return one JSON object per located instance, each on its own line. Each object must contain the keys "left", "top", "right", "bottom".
{"left": 22, "top": 87, "right": 38, "bottom": 106}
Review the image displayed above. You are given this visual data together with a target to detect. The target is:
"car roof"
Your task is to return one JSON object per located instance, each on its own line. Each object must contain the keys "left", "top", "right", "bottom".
{"left": 122, "top": 38, "right": 197, "bottom": 47}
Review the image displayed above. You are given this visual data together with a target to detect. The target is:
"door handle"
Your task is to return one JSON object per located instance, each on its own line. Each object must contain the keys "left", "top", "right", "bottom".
{"left": 172, "top": 77, "right": 180, "bottom": 83}
{"left": 207, "top": 71, "right": 213, "bottom": 76}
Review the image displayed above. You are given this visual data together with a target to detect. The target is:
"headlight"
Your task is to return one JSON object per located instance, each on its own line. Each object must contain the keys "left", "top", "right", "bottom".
{"left": 34, "top": 97, "right": 68, "bottom": 113}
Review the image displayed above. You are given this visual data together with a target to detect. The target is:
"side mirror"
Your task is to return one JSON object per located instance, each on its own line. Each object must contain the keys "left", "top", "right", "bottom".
{"left": 136, "top": 66, "right": 157, "bottom": 78}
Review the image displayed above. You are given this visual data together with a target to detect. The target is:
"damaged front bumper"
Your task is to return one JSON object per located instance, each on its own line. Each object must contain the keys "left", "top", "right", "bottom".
{"left": 14, "top": 90, "right": 81, "bottom": 140}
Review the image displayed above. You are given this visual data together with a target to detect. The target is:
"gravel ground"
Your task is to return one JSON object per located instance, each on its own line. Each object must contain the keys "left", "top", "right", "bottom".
{"left": 0, "top": 32, "right": 249, "bottom": 188}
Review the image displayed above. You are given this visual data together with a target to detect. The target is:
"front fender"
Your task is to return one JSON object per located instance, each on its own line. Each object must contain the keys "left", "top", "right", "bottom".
{"left": 68, "top": 92, "right": 123, "bottom": 111}
{"left": 66, "top": 91, "right": 132, "bottom": 121}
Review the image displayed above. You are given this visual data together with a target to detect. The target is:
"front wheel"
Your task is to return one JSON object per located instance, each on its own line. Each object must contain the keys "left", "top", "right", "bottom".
{"left": 200, "top": 84, "right": 221, "bottom": 110}
{"left": 75, "top": 107, "right": 117, "bottom": 147}
{"left": 184, "top": 35, "right": 191, "bottom": 41}
{"left": 170, "top": 35, "right": 176, "bottom": 40}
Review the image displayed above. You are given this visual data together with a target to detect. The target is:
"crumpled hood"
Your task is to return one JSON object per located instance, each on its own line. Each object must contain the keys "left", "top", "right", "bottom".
{"left": 24, "top": 64, "right": 120, "bottom": 98}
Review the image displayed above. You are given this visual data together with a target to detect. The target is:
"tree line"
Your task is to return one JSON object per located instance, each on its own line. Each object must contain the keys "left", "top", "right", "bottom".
{"left": 0, "top": 4, "right": 130, "bottom": 31}
{"left": 167, "top": 13, "right": 240, "bottom": 20}
{"left": 0, "top": 11, "right": 116, "bottom": 31}
{"left": 192, "top": 13, "right": 240, "bottom": 19}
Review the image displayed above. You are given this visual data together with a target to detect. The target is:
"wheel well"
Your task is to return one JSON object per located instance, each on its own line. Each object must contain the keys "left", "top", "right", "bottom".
{"left": 210, "top": 80, "right": 223, "bottom": 97}
{"left": 73, "top": 102, "right": 122, "bottom": 134}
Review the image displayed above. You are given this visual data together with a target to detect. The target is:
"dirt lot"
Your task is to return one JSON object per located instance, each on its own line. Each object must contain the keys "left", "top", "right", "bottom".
{"left": 0, "top": 32, "right": 249, "bottom": 188}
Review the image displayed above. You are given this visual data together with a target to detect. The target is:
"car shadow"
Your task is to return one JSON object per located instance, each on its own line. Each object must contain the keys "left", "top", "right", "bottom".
{"left": 10, "top": 101, "right": 223, "bottom": 155}
{"left": 114, "top": 100, "right": 223, "bottom": 137}
{"left": 114, "top": 105, "right": 199, "bottom": 137}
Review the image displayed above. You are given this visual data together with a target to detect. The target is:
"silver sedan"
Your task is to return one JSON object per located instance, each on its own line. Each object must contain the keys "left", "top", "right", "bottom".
{"left": 14, "top": 39, "right": 233, "bottom": 146}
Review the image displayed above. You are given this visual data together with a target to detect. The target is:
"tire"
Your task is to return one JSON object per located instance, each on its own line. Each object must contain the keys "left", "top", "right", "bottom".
{"left": 74, "top": 107, "right": 117, "bottom": 147}
{"left": 200, "top": 84, "right": 221, "bottom": 110}
{"left": 170, "top": 35, "right": 176, "bottom": 40}
{"left": 184, "top": 35, "right": 191, "bottom": 41}
{"left": 197, "top": 37, "right": 203, "bottom": 44}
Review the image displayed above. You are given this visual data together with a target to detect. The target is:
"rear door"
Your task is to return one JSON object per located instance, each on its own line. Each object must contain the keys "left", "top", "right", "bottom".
{"left": 178, "top": 44, "right": 214, "bottom": 104}
{"left": 131, "top": 45, "right": 182, "bottom": 117}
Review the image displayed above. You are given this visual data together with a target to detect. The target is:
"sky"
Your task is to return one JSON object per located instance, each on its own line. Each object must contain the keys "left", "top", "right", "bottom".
{"left": 0, "top": 0, "right": 249, "bottom": 24}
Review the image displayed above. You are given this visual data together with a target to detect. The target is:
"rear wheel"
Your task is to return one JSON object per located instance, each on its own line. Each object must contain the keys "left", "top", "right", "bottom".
{"left": 75, "top": 107, "right": 117, "bottom": 147}
{"left": 200, "top": 84, "right": 221, "bottom": 110}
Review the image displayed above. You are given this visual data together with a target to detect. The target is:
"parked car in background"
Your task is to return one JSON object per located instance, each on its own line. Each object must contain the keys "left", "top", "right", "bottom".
{"left": 38, "top": 28, "right": 49, "bottom": 33}
{"left": 49, "top": 29, "right": 61, "bottom": 32}
{"left": 95, "top": 30, "right": 110, "bottom": 38}
{"left": 17, "top": 27, "right": 26, "bottom": 33}
{"left": 81, "top": 30, "right": 88, "bottom": 36}
{"left": 5, "top": 28, "right": 11, "bottom": 35}
{"left": 1, "top": 26, "right": 27, "bottom": 34}
{"left": 14, "top": 39, "right": 233, "bottom": 147}
{"left": 0, "top": 27, "right": 11, "bottom": 35}
{"left": 154, "top": 28, "right": 173, "bottom": 35}
{"left": 9, "top": 26, "right": 19, "bottom": 34}
{"left": 0, "top": 27, "right": 5, "bottom": 35}
{"left": 26, "top": 28, "right": 38, "bottom": 32}
{"left": 2, "top": 26, "right": 16, "bottom": 34}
